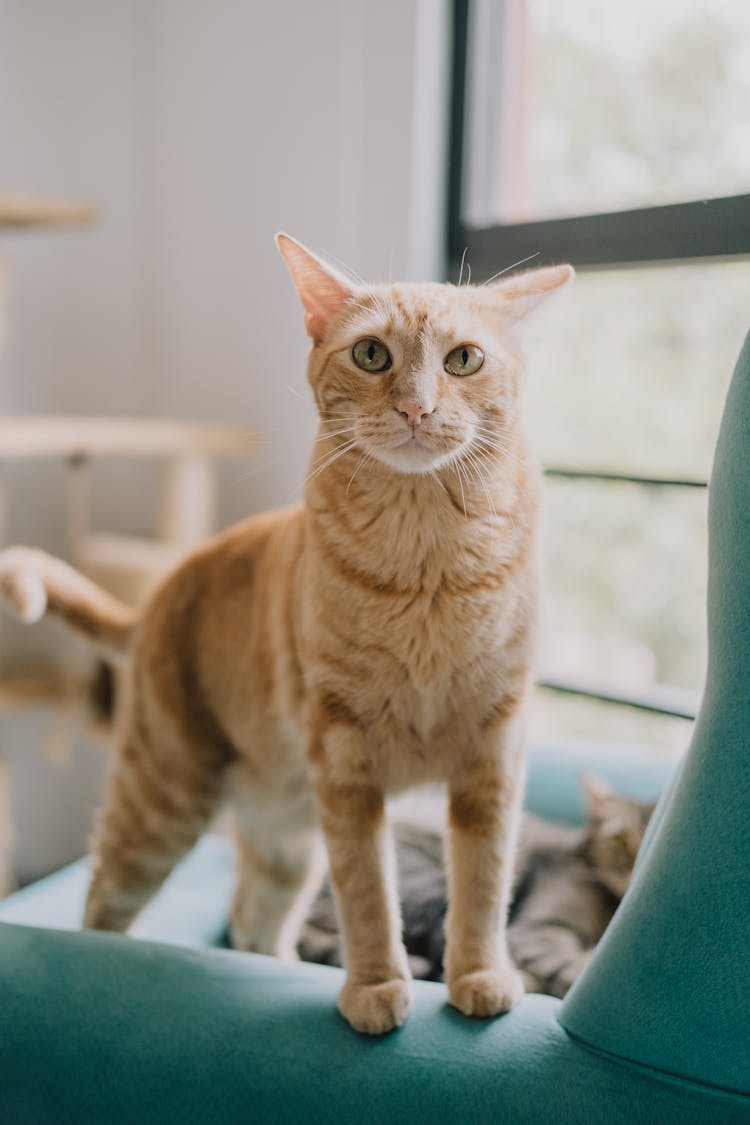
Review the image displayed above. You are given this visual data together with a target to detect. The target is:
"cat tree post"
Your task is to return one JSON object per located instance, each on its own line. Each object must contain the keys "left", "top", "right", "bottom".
{"left": 558, "top": 330, "right": 750, "bottom": 1092}
{"left": 64, "top": 454, "right": 92, "bottom": 559}
{"left": 159, "top": 452, "right": 217, "bottom": 547}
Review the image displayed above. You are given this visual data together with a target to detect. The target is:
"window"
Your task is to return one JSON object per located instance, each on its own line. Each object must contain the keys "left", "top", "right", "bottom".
{"left": 449, "top": 0, "right": 750, "bottom": 751}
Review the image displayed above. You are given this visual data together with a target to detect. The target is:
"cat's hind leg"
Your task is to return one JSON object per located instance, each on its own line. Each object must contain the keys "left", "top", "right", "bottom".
{"left": 229, "top": 788, "right": 326, "bottom": 960}
{"left": 84, "top": 703, "right": 232, "bottom": 933}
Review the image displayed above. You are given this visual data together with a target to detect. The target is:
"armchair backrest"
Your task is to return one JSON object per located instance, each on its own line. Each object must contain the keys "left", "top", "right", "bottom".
{"left": 559, "top": 331, "right": 750, "bottom": 1093}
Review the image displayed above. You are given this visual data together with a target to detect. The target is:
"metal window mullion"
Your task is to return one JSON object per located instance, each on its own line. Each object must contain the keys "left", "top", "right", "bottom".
{"left": 452, "top": 194, "right": 750, "bottom": 276}
{"left": 537, "top": 676, "right": 698, "bottom": 721}
{"left": 544, "top": 468, "right": 708, "bottom": 489}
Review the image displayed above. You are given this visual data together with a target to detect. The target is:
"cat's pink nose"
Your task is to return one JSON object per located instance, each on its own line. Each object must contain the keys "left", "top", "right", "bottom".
{"left": 396, "top": 400, "right": 433, "bottom": 428}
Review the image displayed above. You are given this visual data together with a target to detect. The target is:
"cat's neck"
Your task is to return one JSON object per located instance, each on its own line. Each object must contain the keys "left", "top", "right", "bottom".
{"left": 304, "top": 429, "right": 539, "bottom": 592}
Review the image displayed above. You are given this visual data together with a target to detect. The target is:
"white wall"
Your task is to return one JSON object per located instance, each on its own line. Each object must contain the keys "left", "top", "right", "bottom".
{"left": 141, "top": 0, "right": 449, "bottom": 524}
{"left": 0, "top": 0, "right": 450, "bottom": 880}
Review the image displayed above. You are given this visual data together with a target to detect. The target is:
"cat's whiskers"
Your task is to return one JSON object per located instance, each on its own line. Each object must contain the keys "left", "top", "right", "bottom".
{"left": 318, "top": 410, "right": 361, "bottom": 430}
{"left": 306, "top": 435, "right": 358, "bottom": 473}
{"left": 313, "top": 425, "right": 358, "bottom": 444}
{"left": 230, "top": 455, "right": 286, "bottom": 488}
{"left": 428, "top": 469, "right": 449, "bottom": 496}
{"left": 304, "top": 437, "right": 360, "bottom": 487}
{"left": 479, "top": 251, "right": 541, "bottom": 287}
{"left": 321, "top": 252, "right": 364, "bottom": 286}
{"left": 473, "top": 430, "right": 524, "bottom": 467}
{"left": 379, "top": 288, "right": 398, "bottom": 325}
{"left": 457, "top": 247, "right": 468, "bottom": 288}
{"left": 345, "top": 452, "right": 374, "bottom": 498}
{"left": 453, "top": 458, "right": 469, "bottom": 519}
{"left": 463, "top": 448, "right": 497, "bottom": 519}
{"left": 347, "top": 293, "right": 393, "bottom": 326}
{"left": 348, "top": 313, "right": 387, "bottom": 337}
{"left": 472, "top": 420, "right": 511, "bottom": 444}
{"left": 471, "top": 434, "right": 507, "bottom": 460}
{"left": 475, "top": 444, "right": 524, "bottom": 481}
{"left": 463, "top": 449, "right": 501, "bottom": 550}
{"left": 346, "top": 300, "right": 379, "bottom": 320}
{"left": 471, "top": 443, "right": 504, "bottom": 480}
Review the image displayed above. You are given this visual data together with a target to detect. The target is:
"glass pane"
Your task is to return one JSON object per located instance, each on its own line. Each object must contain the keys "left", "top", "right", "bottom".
{"left": 523, "top": 260, "right": 750, "bottom": 745}
{"left": 464, "top": 0, "right": 750, "bottom": 224}
{"left": 540, "top": 481, "right": 708, "bottom": 691}
{"left": 524, "top": 261, "right": 749, "bottom": 478}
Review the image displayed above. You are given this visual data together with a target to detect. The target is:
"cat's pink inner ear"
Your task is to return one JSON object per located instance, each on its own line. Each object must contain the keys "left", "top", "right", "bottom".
{"left": 493, "top": 263, "right": 574, "bottom": 320}
{"left": 276, "top": 233, "right": 354, "bottom": 343}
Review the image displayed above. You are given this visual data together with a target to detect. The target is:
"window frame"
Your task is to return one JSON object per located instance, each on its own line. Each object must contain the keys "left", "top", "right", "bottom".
{"left": 448, "top": 0, "right": 750, "bottom": 277}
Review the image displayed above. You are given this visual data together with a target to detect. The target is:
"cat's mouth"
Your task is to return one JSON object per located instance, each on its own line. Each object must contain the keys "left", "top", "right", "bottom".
{"left": 394, "top": 433, "right": 428, "bottom": 452}
{"left": 373, "top": 431, "right": 463, "bottom": 475}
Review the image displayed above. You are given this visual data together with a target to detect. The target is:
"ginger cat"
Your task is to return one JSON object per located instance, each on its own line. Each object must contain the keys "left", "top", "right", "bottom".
{"left": 0, "top": 236, "right": 572, "bottom": 1034}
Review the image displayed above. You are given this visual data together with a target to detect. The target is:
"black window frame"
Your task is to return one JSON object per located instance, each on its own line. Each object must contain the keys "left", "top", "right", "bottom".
{"left": 448, "top": 0, "right": 750, "bottom": 277}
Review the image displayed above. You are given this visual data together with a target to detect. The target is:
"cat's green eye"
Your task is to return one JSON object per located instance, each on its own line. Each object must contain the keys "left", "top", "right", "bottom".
{"left": 352, "top": 337, "right": 392, "bottom": 373}
{"left": 445, "top": 344, "right": 484, "bottom": 377}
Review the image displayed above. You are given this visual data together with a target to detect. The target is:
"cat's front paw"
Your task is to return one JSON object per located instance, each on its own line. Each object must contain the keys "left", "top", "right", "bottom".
{"left": 448, "top": 966, "right": 524, "bottom": 1018}
{"left": 338, "top": 978, "right": 412, "bottom": 1035}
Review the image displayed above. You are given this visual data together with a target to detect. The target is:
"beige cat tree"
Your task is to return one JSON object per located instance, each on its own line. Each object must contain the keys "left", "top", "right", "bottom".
{"left": 0, "top": 194, "right": 257, "bottom": 889}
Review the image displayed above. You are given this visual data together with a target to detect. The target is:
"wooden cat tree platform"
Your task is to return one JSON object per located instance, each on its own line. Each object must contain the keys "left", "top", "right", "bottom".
{"left": 0, "top": 194, "right": 96, "bottom": 228}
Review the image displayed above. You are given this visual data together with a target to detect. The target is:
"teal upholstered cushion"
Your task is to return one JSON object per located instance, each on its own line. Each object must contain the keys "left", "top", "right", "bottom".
{"left": 1, "top": 921, "right": 748, "bottom": 1124}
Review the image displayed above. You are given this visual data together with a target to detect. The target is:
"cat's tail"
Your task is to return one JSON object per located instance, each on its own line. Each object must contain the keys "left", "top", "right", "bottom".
{"left": 0, "top": 546, "right": 136, "bottom": 661}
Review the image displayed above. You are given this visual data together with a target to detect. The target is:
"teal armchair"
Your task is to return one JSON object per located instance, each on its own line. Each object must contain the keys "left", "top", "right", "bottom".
{"left": 1, "top": 334, "right": 749, "bottom": 1123}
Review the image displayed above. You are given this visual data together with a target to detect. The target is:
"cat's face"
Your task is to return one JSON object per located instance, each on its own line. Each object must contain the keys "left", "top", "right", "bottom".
{"left": 306, "top": 282, "right": 531, "bottom": 476}
{"left": 278, "top": 235, "right": 573, "bottom": 477}
{"left": 581, "top": 773, "right": 656, "bottom": 899}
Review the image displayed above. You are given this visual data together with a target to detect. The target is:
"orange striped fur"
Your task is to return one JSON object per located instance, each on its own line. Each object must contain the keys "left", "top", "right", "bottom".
{"left": 0, "top": 236, "right": 572, "bottom": 1034}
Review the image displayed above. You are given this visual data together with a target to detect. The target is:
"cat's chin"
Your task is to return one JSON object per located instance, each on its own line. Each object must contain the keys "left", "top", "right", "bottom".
{"left": 373, "top": 438, "right": 458, "bottom": 476}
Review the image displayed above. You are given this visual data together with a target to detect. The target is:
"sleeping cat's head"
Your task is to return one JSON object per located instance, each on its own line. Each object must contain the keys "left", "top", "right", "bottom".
{"left": 580, "top": 773, "right": 656, "bottom": 899}
{"left": 277, "top": 234, "right": 573, "bottom": 476}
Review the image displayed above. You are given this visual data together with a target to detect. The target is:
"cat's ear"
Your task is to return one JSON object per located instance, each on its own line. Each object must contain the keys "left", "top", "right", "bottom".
{"left": 491, "top": 263, "right": 574, "bottom": 320}
{"left": 580, "top": 772, "right": 616, "bottom": 819}
{"left": 276, "top": 233, "right": 354, "bottom": 343}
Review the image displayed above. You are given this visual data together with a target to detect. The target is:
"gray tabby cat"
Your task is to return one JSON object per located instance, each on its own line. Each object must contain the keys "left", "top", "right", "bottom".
{"left": 298, "top": 774, "right": 655, "bottom": 999}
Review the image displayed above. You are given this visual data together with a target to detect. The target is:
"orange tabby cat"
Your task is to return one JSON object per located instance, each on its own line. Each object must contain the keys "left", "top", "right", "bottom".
{"left": 0, "top": 236, "right": 572, "bottom": 1034}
